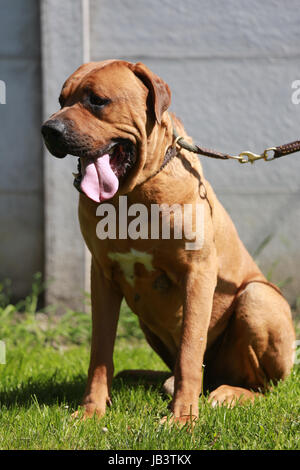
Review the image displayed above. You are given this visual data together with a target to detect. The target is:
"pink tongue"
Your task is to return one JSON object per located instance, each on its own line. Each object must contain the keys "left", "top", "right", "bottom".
{"left": 80, "top": 153, "right": 119, "bottom": 202}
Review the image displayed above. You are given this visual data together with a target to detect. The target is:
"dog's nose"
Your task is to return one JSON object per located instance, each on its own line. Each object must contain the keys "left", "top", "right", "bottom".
{"left": 41, "top": 119, "right": 68, "bottom": 158}
{"left": 41, "top": 119, "right": 66, "bottom": 143}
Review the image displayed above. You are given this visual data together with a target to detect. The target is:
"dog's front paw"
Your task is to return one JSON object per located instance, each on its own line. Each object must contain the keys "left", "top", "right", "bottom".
{"left": 161, "top": 396, "right": 198, "bottom": 428}
{"left": 160, "top": 414, "right": 197, "bottom": 428}
{"left": 72, "top": 403, "right": 106, "bottom": 420}
{"left": 72, "top": 397, "right": 109, "bottom": 420}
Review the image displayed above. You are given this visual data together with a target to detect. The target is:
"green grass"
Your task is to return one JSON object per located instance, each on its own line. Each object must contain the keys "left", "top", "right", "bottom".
{"left": 0, "top": 275, "right": 299, "bottom": 450}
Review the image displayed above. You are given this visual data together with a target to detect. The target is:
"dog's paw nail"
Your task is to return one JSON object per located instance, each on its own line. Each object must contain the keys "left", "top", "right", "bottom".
{"left": 160, "top": 416, "right": 168, "bottom": 424}
{"left": 210, "top": 399, "right": 218, "bottom": 408}
{"left": 71, "top": 410, "right": 82, "bottom": 420}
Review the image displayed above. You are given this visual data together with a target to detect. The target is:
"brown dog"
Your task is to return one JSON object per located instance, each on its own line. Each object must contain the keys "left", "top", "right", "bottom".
{"left": 42, "top": 60, "right": 295, "bottom": 424}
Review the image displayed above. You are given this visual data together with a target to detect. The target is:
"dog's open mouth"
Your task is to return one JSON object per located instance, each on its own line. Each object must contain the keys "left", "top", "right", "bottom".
{"left": 73, "top": 140, "right": 136, "bottom": 202}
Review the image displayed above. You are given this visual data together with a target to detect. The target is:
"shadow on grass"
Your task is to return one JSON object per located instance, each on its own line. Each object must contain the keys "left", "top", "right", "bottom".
{"left": 0, "top": 375, "right": 87, "bottom": 409}
{"left": 0, "top": 370, "right": 172, "bottom": 410}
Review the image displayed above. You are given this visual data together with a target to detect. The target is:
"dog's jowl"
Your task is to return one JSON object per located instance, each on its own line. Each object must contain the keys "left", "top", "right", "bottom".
{"left": 42, "top": 60, "right": 295, "bottom": 424}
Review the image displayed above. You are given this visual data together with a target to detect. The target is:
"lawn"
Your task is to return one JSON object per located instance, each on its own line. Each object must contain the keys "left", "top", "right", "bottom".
{"left": 0, "top": 274, "right": 299, "bottom": 450}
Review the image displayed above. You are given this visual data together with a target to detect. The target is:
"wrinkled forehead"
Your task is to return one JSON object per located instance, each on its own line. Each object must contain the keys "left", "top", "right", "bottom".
{"left": 62, "top": 60, "right": 141, "bottom": 98}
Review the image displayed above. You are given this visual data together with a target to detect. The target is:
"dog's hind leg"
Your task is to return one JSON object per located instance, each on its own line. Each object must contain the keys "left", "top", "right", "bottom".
{"left": 207, "top": 281, "right": 295, "bottom": 407}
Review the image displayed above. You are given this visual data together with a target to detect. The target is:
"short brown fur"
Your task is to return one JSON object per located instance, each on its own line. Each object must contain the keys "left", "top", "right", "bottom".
{"left": 43, "top": 61, "right": 295, "bottom": 423}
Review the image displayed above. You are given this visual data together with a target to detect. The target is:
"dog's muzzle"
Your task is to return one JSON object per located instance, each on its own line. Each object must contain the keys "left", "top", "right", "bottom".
{"left": 42, "top": 118, "right": 137, "bottom": 202}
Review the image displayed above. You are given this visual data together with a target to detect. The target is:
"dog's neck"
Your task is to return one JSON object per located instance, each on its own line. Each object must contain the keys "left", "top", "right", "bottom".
{"left": 144, "top": 112, "right": 203, "bottom": 180}
{"left": 143, "top": 112, "right": 175, "bottom": 176}
{"left": 128, "top": 113, "right": 205, "bottom": 206}
{"left": 145, "top": 113, "right": 175, "bottom": 175}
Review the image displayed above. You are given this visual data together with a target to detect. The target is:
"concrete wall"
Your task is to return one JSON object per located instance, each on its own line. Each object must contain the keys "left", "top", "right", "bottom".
{"left": 90, "top": 0, "right": 300, "bottom": 304}
{"left": 0, "top": 0, "right": 43, "bottom": 300}
{"left": 41, "top": 0, "right": 89, "bottom": 310}
{"left": 0, "top": 0, "right": 299, "bottom": 308}
{"left": 0, "top": 0, "right": 89, "bottom": 310}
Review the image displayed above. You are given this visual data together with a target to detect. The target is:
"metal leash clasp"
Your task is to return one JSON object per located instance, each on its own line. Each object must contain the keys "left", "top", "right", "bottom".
{"left": 238, "top": 151, "right": 265, "bottom": 164}
{"left": 234, "top": 147, "right": 277, "bottom": 164}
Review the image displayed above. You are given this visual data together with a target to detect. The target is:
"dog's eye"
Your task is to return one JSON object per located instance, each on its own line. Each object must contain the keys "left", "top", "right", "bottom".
{"left": 89, "top": 93, "right": 110, "bottom": 108}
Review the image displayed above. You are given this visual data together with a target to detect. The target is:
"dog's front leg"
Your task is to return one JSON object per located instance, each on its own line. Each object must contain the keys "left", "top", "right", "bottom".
{"left": 77, "top": 259, "right": 123, "bottom": 419}
{"left": 171, "top": 258, "right": 217, "bottom": 424}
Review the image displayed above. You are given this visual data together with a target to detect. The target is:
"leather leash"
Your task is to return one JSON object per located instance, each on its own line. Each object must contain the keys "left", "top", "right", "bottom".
{"left": 171, "top": 121, "right": 300, "bottom": 164}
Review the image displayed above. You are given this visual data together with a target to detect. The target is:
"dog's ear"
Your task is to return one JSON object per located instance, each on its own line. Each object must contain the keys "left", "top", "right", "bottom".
{"left": 130, "top": 62, "right": 171, "bottom": 124}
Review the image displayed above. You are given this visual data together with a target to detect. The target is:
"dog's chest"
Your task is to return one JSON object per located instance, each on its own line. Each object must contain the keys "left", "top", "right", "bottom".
{"left": 108, "top": 248, "right": 155, "bottom": 286}
{"left": 107, "top": 248, "right": 183, "bottom": 353}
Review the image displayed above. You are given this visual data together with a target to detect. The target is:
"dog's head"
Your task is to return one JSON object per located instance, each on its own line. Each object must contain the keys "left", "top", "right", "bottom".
{"left": 41, "top": 60, "right": 171, "bottom": 202}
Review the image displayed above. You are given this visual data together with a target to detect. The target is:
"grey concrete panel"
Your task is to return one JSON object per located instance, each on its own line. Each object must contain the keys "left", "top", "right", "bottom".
{"left": 0, "top": 193, "right": 43, "bottom": 299}
{"left": 0, "top": 0, "right": 43, "bottom": 300}
{"left": 0, "top": 59, "right": 43, "bottom": 191}
{"left": 0, "top": 0, "right": 40, "bottom": 58}
{"left": 41, "top": 0, "right": 88, "bottom": 310}
{"left": 90, "top": 0, "right": 300, "bottom": 60}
